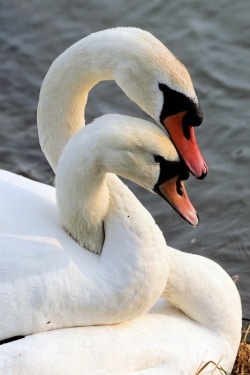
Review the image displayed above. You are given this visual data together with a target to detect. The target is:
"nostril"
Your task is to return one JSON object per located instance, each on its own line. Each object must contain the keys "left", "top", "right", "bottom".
{"left": 176, "top": 179, "right": 184, "bottom": 196}
{"left": 182, "top": 118, "right": 190, "bottom": 140}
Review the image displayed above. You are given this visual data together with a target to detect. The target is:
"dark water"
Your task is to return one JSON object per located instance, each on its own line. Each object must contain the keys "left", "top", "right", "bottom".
{"left": 0, "top": 1, "right": 249, "bottom": 316}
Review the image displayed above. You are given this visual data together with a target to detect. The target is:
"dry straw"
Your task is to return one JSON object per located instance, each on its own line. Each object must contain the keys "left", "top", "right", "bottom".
{"left": 232, "top": 321, "right": 250, "bottom": 375}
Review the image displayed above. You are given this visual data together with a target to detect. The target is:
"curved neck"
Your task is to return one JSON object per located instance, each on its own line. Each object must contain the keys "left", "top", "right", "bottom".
{"left": 162, "top": 247, "right": 242, "bottom": 345}
{"left": 55, "top": 126, "right": 110, "bottom": 254}
{"left": 37, "top": 29, "right": 155, "bottom": 172}
{"left": 37, "top": 37, "right": 114, "bottom": 171}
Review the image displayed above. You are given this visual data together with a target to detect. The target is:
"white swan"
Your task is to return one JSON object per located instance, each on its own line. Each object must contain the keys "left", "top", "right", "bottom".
{"left": 0, "top": 117, "right": 241, "bottom": 375}
{"left": 0, "top": 131, "right": 241, "bottom": 373}
{"left": 0, "top": 114, "right": 197, "bottom": 340}
{"left": 37, "top": 27, "right": 207, "bottom": 179}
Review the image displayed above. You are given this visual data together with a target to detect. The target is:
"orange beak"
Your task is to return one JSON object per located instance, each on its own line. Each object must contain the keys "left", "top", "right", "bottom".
{"left": 163, "top": 111, "right": 208, "bottom": 180}
{"left": 155, "top": 176, "right": 199, "bottom": 226}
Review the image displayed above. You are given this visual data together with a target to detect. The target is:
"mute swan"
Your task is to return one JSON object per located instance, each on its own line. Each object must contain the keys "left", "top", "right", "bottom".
{"left": 0, "top": 114, "right": 197, "bottom": 341}
{"left": 37, "top": 27, "right": 207, "bottom": 179}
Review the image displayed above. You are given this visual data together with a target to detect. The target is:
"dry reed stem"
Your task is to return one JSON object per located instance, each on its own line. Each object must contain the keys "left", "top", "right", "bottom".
{"left": 195, "top": 356, "right": 227, "bottom": 374}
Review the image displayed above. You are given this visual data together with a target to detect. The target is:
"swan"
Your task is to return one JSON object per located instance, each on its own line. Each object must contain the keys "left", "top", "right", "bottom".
{"left": 0, "top": 128, "right": 241, "bottom": 373}
{"left": 37, "top": 27, "right": 207, "bottom": 179}
{"left": 0, "top": 114, "right": 198, "bottom": 341}
{"left": 0, "top": 116, "right": 241, "bottom": 375}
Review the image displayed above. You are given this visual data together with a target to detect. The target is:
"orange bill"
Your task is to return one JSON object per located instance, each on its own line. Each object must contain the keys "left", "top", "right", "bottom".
{"left": 156, "top": 176, "right": 199, "bottom": 226}
{"left": 163, "top": 111, "right": 208, "bottom": 180}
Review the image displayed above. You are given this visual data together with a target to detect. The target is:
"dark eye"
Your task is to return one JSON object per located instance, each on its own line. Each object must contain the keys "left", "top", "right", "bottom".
{"left": 153, "top": 155, "right": 164, "bottom": 164}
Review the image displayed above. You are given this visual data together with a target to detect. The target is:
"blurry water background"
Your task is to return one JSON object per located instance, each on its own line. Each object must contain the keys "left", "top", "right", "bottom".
{"left": 0, "top": 0, "right": 249, "bottom": 317}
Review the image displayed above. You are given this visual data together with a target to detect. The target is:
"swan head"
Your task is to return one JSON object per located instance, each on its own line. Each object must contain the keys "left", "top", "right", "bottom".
{"left": 98, "top": 115, "right": 199, "bottom": 227}
{"left": 112, "top": 28, "right": 207, "bottom": 180}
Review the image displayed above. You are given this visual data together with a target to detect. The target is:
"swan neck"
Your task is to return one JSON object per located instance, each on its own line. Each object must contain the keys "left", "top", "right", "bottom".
{"left": 37, "top": 39, "right": 114, "bottom": 172}
{"left": 56, "top": 133, "right": 110, "bottom": 254}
